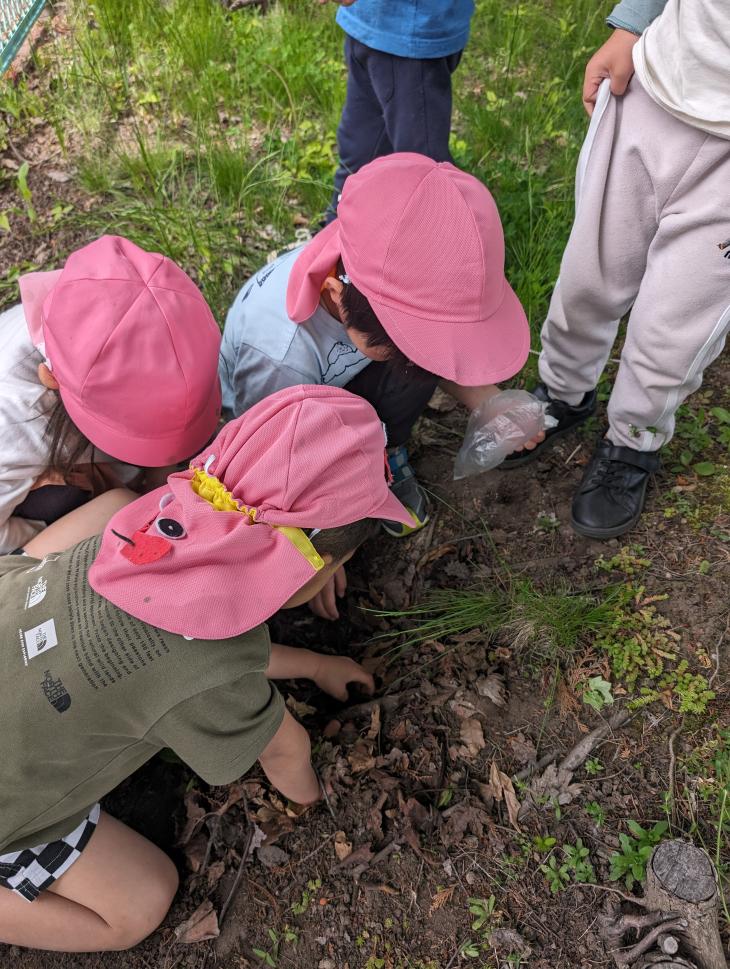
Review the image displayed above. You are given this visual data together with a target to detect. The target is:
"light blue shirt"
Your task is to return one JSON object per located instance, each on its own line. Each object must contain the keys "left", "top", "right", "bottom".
{"left": 607, "top": 0, "right": 667, "bottom": 34}
{"left": 336, "top": 1, "right": 475, "bottom": 59}
{"left": 219, "top": 247, "right": 371, "bottom": 418}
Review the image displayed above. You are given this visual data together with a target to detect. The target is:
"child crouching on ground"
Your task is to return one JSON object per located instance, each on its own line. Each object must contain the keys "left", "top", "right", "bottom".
{"left": 219, "top": 152, "right": 533, "bottom": 539}
{"left": 0, "top": 235, "right": 222, "bottom": 555}
{"left": 0, "top": 384, "right": 412, "bottom": 953}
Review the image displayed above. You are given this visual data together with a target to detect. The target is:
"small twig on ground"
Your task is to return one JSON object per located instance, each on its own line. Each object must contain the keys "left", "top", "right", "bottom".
{"left": 564, "top": 882, "right": 650, "bottom": 907}
{"left": 291, "top": 832, "right": 336, "bottom": 869}
{"left": 667, "top": 719, "right": 684, "bottom": 825}
{"left": 318, "top": 773, "right": 337, "bottom": 821}
{"left": 444, "top": 941, "right": 468, "bottom": 969}
{"left": 559, "top": 709, "right": 631, "bottom": 772}
{"left": 350, "top": 839, "right": 400, "bottom": 880}
{"left": 218, "top": 790, "right": 253, "bottom": 926}
{"left": 565, "top": 443, "right": 582, "bottom": 465}
{"left": 708, "top": 613, "right": 728, "bottom": 690}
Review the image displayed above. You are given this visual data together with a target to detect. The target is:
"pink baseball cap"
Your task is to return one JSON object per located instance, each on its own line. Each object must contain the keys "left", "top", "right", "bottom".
{"left": 17, "top": 236, "right": 221, "bottom": 467}
{"left": 287, "top": 153, "right": 530, "bottom": 386}
{"left": 88, "top": 385, "right": 412, "bottom": 639}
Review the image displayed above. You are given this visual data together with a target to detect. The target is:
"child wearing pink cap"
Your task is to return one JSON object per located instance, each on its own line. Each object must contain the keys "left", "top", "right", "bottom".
{"left": 0, "top": 385, "right": 412, "bottom": 953}
{"left": 0, "top": 235, "right": 222, "bottom": 555}
{"left": 220, "top": 152, "right": 532, "bottom": 538}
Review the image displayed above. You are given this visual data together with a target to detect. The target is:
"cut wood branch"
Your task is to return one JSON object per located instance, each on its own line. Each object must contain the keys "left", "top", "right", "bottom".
{"left": 643, "top": 841, "right": 727, "bottom": 969}
{"left": 559, "top": 709, "right": 631, "bottom": 772}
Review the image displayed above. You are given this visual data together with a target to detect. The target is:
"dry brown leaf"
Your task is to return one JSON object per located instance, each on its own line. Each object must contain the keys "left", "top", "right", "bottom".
{"left": 475, "top": 672, "right": 507, "bottom": 707}
{"left": 506, "top": 731, "right": 537, "bottom": 765}
{"left": 348, "top": 740, "right": 376, "bottom": 774}
{"left": 286, "top": 695, "right": 317, "bottom": 718}
{"left": 490, "top": 927, "right": 532, "bottom": 958}
{"left": 429, "top": 884, "right": 455, "bottom": 914}
{"left": 459, "top": 718, "right": 486, "bottom": 758}
{"left": 257, "top": 844, "right": 290, "bottom": 869}
{"left": 366, "top": 704, "right": 381, "bottom": 741}
{"left": 427, "top": 387, "right": 458, "bottom": 412}
{"left": 489, "top": 760, "right": 522, "bottom": 832}
{"left": 375, "top": 747, "right": 409, "bottom": 772}
{"left": 206, "top": 860, "right": 225, "bottom": 889}
{"left": 476, "top": 781, "right": 496, "bottom": 809}
{"left": 179, "top": 790, "right": 209, "bottom": 845}
{"left": 174, "top": 900, "right": 220, "bottom": 944}
{"left": 337, "top": 843, "right": 373, "bottom": 868}
{"left": 184, "top": 833, "right": 208, "bottom": 873}
{"left": 334, "top": 831, "right": 353, "bottom": 862}
{"left": 524, "top": 764, "right": 582, "bottom": 818}
{"left": 449, "top": 696, "right": 478, "bottom": 719}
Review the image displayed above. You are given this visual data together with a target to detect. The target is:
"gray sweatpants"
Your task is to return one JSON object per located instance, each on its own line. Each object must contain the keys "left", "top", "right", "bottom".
{"left": 539, "top": 77, "right": 730, "bottom": 451}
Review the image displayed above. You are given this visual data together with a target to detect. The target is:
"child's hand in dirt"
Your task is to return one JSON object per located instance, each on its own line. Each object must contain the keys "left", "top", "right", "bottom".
{"left": 308, "top": 565, "right": 347, "bottom": 621}
{"left": 313, "top": 654, "right": 374, "bottom": 701}
{"left": 583, "top": 28, "right": 639, "bottom": 115}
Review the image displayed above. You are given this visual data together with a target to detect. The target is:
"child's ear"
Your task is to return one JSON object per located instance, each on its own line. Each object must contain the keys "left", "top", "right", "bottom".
{"left": 321, "top": 275, "right": 346, "bottom": 315}
{"left": 37, "top": 362, "right": 59, "bottom": 391}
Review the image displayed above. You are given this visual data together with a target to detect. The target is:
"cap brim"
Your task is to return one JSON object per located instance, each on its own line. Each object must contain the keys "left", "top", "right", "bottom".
{"left": 372, "top": 486, "right": 416, "bottom": 527}
{"left": 18, "top": 269, "right": 63, "bottom": 349}
{"left": 59, "top": 381, "right": 222, "bottom": 467}
{"left": 286, "top": 220, "right": 342, "bottom": 322}
{"left": 369, "top": 280, "right": 531, "bottom": 385}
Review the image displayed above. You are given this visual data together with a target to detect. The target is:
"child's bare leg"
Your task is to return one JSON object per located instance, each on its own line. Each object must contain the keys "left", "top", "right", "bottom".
{"left": 0, "top": 812, "right": 178, "bottom": 952}
{"left": 23, "top": 488, "right": 137, "bottom": 558}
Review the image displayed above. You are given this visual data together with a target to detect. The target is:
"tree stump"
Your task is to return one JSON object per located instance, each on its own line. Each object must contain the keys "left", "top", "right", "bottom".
{"left": 642, "top": 840, "right": 727, "bottom": 969}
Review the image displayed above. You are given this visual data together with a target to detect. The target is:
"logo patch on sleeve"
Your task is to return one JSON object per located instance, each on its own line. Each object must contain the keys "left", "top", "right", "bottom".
{"left": 19, "top": 618, "right": 59, "bottom": 665}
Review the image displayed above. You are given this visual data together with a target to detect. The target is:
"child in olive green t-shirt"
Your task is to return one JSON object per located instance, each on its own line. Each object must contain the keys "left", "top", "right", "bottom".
{"left": 0, "top": 385, "right": 412, "bottom": 953}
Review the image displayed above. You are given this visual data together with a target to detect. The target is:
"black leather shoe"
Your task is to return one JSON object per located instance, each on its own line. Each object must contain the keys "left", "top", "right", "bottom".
{"left": 571, "top": 439, "right": 661, "bottom": 539}
{"left": 500, "top": 383, "right": 597, "bottom": 469}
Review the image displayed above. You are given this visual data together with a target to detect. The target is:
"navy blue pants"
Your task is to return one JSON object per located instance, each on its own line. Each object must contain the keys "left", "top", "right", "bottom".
{"left": 346, "top": 361, "right": 439, "bottom": 448}
{"left": 328, "top": 36, "right": 463, "bottom": 221}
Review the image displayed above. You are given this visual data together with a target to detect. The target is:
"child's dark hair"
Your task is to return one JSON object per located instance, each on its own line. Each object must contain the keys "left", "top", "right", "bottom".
{"left": 337, "top": 260, "right": 431, "bottom": 380}
{"left": 310, "top": 518, "right": 379, "bottom": 562}
{"left": 44, "top": 397, "right": 95, "bottom": 483}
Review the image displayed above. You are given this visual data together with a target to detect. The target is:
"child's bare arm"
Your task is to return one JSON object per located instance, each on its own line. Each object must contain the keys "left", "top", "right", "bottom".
{"left": 439, "top": 379, "right": 500, "bottom": 411}
{"left": 267, "top": 643, "right": 374, "bottom": 701}
{"left": 258, "top": 709, "right": 320, "bottom": 804}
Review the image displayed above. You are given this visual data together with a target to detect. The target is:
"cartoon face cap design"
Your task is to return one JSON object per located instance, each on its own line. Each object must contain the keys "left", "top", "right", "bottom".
{"left": 88, "top": 385, "right": 413, "bottom": 639}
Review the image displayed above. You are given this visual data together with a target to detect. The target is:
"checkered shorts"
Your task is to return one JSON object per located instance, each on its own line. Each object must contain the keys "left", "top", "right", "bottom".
{"left": 0, "top": 804, "right": 100, "bottom": 902}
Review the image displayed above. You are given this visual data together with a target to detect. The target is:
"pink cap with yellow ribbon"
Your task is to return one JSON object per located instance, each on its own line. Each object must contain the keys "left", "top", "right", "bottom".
{"left": 88, "top": 384, "right": 412, "bottom": 639}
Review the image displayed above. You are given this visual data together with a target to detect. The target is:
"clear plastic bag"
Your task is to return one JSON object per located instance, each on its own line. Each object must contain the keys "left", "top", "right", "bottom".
{"left": 453, "top": 390, "right": 557, "bottom": 480}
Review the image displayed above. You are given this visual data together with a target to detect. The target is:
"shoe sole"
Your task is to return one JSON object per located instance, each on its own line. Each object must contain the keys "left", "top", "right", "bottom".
{"left": 569, "top": 510, "right": 643, "bottom": 540}
{"left": 498, "top": 418, "right": 592, "bottom": 471}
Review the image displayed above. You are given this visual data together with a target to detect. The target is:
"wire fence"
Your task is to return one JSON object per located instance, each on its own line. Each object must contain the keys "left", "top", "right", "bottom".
{"left": 1, "top": 0, "right": 46, "bottom": 74}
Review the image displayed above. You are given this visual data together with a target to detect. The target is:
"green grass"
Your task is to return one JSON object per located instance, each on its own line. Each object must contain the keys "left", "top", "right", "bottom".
{"left": 0, "top": 0, "right": 606, "bottom": 328}
{"left": 374, "top": 577, "right": 618, "bottom": 664}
